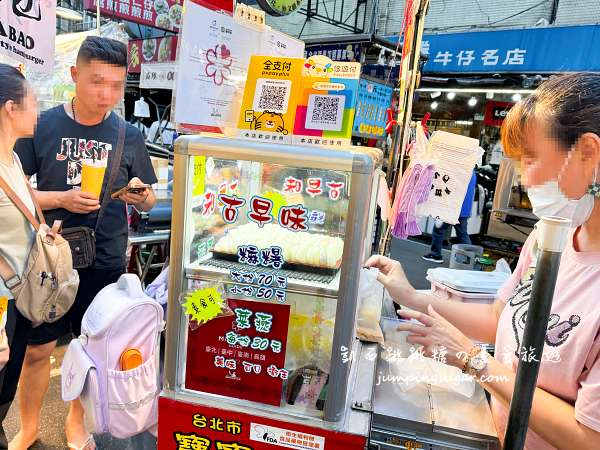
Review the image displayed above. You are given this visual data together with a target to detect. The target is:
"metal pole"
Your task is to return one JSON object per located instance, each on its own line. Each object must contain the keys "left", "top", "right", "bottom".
{"left": 502, "top": 217, "right": 571, "bottom": 450}
{"left": 96, "top": 0, "right": 101, "bottom": 35}
{"left": 381, "top": 0, "right": 429, "bottom": 256}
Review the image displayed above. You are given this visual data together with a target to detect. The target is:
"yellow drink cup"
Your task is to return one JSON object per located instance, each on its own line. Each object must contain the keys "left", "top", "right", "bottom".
{"left": 81, "top": 159, "right": 107, "bottom": 199}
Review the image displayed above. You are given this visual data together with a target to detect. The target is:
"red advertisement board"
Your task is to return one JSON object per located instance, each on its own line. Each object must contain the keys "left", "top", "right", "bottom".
{"left": 185, "top": 299, "right": 291, "bottom": 407}
{"left": 158, "top": 397, "right": 368, "bottom": 450}
{"left": 484, "top": 101, "right": 514, "bottom": 127}
{"left": 84, "top": 0, "right": 234, "bottom": 31}
{"left": 84, "top": 0, "right": 184, "bottom": 31}
{"left": 128, "top": 36, "right": 178, "bottom": 74}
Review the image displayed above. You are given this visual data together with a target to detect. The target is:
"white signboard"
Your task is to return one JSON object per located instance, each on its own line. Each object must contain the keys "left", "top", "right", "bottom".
{"left": 250, "top": 423, "right": 325, "bottom": 450}
{"left": 174, "top": 3, "right": 263, "bottom": 133}
{"left": 174, "top": 2, "right": 305, "bottom": 133}
{"left": 0, "top": 0, "right": 56, "bottom": 73}
{"left": 140, "top": 62, "right": 177, "bottom": 90}
{"left": 261, "top": 27, "right": 305, "bottom": 58}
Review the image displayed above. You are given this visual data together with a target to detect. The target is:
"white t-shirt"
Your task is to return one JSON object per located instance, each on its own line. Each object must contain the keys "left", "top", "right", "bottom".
{"left": 0, "top": 153, "right": 36, "bottom": 298}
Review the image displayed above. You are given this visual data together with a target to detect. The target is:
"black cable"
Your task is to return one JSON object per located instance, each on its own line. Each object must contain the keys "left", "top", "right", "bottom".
{"left": 486, "top": 0, "right": 550, "bottom": 26}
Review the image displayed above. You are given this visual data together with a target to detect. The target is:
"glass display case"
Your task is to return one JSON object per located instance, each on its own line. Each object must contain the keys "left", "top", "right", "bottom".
{"left": 162, "top": 135, "right": 382, "bottom": 435}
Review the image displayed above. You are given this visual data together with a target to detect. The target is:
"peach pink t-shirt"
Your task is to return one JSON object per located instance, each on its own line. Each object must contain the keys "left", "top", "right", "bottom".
{"left": 493, "top": 229, "right": 600, "bottom": 450}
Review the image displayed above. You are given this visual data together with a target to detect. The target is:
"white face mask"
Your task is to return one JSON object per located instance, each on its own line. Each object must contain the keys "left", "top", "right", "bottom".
{"left": 526, "top": 152, "right": 598, "bottom": 227}
{"left": 527, "top": 182, "right": 595, "bottom": 226}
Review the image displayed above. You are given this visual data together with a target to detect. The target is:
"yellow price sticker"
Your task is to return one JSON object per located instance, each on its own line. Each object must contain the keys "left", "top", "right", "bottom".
{"left": 183, "top": 287, "right": 225, "bottom": 324}
{"left": 193, "top": 156, "right": 206, "bottom": 199}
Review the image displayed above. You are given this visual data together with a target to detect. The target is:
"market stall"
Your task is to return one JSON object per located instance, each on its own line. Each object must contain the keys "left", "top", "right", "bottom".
{"left": 153, "top": 1, "right": 509, "bottom": 449}
{"left": 160, "top": 136, "right": 381, "bottom": 449}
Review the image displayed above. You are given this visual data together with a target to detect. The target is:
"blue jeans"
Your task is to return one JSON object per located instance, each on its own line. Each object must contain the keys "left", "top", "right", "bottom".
{"left": 430, "top": 217, "right": 471, "bottom": 257}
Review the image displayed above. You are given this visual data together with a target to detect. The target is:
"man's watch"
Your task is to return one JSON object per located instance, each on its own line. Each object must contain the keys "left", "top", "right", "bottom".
{"left": 463, "top": 346, "right": 489, "bottom": 376}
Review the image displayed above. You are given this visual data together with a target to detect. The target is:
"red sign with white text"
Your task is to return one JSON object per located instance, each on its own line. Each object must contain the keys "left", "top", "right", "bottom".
{"left": 158, "top": 397, "right": 368, "bottom": 450}
{"left": 185, "top": 299, "right": 290, "bottom": 407}
{"left": 128, "top": 36, "right": 178, "bottom": 73}
{"left": 84, "top": 0, "right": 183, "bottom": 31}
{"left": 84, "top": 0, "right": 233, "bottom": 31}
{"left": 484, "top": 101, "right": 514, "bottom": 127}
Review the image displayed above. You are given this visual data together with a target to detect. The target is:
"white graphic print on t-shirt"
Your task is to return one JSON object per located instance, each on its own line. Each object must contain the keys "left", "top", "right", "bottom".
{"left": 56, "top": 138, "right": 112, "bottom": 185}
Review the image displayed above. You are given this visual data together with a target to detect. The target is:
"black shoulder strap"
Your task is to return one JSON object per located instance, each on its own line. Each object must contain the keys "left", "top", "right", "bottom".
{"left": 95, "top": 119, "right": 126, "bottom": 232}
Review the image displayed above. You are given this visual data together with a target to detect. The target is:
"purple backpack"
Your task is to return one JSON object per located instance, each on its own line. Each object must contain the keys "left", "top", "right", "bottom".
{"left": 61, "top": 274, "right": 164, "bottom": 439}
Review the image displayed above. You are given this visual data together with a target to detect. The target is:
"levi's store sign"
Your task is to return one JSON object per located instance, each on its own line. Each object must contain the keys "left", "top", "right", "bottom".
{"left": 0, "top": 0, "right": 56, "bottom": 72}
{"left": 484, "top": 101, "right": 514, "bottom": 127}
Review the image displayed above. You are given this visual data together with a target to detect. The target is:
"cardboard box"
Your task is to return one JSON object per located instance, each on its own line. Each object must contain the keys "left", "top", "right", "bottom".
{"left": 151, "top": 157, "right": 169, "bottom": 191}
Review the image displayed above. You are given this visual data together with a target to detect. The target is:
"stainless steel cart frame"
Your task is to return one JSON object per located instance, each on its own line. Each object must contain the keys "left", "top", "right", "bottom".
{"left": 163, "top": 135, "right": 382, "bottom": 429}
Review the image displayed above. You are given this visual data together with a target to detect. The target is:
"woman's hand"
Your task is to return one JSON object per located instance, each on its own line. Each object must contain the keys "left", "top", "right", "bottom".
{"left": 396, "top": 305, "right": 475, "bottom": 368}
{"left": 365, "top": 255, "right": 417, "bottom": 307}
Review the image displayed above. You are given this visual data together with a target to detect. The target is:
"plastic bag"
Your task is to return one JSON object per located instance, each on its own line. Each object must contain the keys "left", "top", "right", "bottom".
{"left": 356, "top": 268, "right": 385, "bottom": 344}
{"left": 494, "top": 258, "right": 512, "bottom": 274}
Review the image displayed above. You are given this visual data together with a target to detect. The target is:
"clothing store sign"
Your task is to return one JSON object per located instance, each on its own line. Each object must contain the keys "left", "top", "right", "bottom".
{"left": 0, "top": 0, "right": 56, "bottom": 72}
{"left": 484, "top": 101, "right": 514, "bottom": 127}
{"left": 140, "top": 62, "right": 176, "bottom": 89}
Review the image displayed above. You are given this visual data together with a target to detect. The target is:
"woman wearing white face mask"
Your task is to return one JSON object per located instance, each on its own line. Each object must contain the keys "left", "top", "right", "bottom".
{"left": 366, "top": 72, "right": 600, "bottom": 450}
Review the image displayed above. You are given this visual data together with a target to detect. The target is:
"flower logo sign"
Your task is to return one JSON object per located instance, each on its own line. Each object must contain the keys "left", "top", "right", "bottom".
{"left": 205, "top": 44, "right": 233, "bottom": 86}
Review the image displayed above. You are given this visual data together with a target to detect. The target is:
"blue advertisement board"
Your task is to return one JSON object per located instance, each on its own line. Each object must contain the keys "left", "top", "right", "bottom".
{"left": 353, "top": 78, "right": 393, "bottom": 140}
{"left": 387, "top": 25, "right": 600, "bottom": 73}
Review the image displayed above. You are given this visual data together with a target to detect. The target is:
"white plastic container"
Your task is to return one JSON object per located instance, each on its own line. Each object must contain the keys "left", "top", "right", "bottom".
{"left": 430, "top": 280, "right": 496, "bottom": 304}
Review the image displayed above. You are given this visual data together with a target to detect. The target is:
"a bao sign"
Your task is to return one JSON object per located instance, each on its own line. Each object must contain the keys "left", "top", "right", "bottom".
{"left": 0, "top": 0, "right": 56, "bottom": 72}
{"left": 484, "top": 100, "right": 515, "bottom": 127}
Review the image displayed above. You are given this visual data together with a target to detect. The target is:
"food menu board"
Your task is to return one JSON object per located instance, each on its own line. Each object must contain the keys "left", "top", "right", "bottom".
{"left": 185, "top": 299, "right": 291, "bottom": 406}
{"left": 84, "top": 0, "right": 186, "bottom": 32}
{"left": 128, "top": 36, "right": 178, "bottom": 74}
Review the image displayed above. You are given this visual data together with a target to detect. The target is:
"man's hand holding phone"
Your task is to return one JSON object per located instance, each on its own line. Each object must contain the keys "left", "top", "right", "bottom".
{"left": 113, "top": 177, "right": 151, "bottom": 205}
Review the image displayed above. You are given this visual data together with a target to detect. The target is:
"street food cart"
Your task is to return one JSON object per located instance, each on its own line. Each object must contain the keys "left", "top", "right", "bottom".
{"left": 157, "top": 134, "right": 501, "bottom": 450}
{"left": 159, "top": 136, "right": 382, "bottom": 449}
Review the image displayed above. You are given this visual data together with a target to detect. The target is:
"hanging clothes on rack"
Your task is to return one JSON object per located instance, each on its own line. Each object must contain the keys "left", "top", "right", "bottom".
{"left": 390, "top": 163, "right": 434, "bottom": 239}
{"left": 389, "top": 122, "right": 434, "bottom": 239}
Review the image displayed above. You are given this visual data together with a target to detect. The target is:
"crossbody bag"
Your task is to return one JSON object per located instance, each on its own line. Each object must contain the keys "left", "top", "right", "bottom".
{"left": 62, "top": 120, "right": 126, "bottom": 269}
{"left": 0, "top": 173, "right": 79, "bottom": 326}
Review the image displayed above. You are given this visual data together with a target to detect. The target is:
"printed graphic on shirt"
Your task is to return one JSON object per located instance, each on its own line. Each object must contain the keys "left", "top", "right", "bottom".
{"left": 507, "top": 267, "right": 581, "bottom": 358}
{"left": 56, "top": 138, "right": 112, "bottom": 185}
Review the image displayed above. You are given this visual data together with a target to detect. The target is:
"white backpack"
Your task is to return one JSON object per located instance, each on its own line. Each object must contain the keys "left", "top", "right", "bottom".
{"left": 61, "top": 274, "right": 165, "bottom": 439}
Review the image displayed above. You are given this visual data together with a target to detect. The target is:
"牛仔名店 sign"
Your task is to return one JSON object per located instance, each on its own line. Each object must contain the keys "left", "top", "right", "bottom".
{"left": 0, "top": 0, "right": 56, "bottom": 73}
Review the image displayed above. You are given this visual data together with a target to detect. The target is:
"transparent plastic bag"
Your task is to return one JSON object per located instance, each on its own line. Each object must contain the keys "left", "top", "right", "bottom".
{"left": 356, "top": 268, "right": 385, "bottom": 344}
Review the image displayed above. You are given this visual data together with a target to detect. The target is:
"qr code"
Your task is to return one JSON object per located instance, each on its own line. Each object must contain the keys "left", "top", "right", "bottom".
{"left": 253, "top": 78, "right": 291, "bottom": 114}
{"left": 306, "top": 94, "right": 346, "bottom": 131}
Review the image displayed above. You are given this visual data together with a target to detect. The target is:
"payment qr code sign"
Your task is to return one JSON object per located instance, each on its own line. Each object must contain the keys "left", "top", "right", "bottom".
{"left": 305, "top": 94, "right": 346, "bottom": 131}
{"left": 237, "top": 56, "right": 304, "bottom": 141}
{"left": 252, "top": 79, "right": 292, "bottom": 114}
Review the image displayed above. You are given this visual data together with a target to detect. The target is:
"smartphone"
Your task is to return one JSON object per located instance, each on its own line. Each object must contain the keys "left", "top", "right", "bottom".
{"left": 111, "top": 184, "right": 151, "bottom": 199}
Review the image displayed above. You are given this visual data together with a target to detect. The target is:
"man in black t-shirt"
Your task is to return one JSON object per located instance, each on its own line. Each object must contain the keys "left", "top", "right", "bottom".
{"left": 12, "top": 37, "right": 157, "bottom": 450}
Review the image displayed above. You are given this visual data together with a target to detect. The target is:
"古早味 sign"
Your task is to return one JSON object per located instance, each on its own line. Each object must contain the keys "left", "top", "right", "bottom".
{"left": 0, "top": 0, "right": 56, "bottom": 73}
